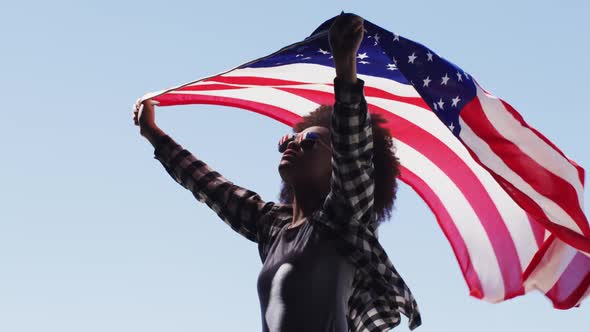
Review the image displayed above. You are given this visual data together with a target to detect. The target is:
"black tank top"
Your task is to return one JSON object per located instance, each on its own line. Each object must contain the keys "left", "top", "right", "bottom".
{"left": 257, "top": 219, "right": 356, "bottom": 332}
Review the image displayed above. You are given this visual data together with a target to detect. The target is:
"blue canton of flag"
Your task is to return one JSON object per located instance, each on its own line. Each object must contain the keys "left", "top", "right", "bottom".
{"left": 243, "top": 19, "right": 477, "bottom": 136}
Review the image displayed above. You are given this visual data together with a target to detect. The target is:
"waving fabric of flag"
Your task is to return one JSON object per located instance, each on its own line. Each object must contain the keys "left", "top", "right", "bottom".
{"left": 138, "top": 16, "right": 589, "bottom": 308}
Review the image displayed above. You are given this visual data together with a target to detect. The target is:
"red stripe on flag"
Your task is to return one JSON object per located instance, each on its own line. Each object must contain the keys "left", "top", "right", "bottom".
{"left": 400, "top": 166, "right": 485, "bottom": 299}
{"left": 362, "top": 86, "right": 428, "bottom": 109}
{"left": 152, "top": 93, "right": 302, "bottom": 126}
{"left": 528, "top": 213, "right": 546, "bottom": 248}
{"left": 204, "top": 75, "right": 313, "bottom": 86}
{"left": 177, "top": 83, "right": 243, "bottom": 91}
{"left": 275, "top": 86, "right": 428, "bottom": 110}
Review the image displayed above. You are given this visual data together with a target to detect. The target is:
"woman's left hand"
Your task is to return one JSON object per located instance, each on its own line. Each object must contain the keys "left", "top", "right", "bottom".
{"left": 329, "top": 13, "right": 364, "bottom": 61}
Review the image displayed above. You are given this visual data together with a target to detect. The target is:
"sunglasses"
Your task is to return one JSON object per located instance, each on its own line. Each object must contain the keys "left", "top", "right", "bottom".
{"left": 278, "top": 132, "right": 324, "bottom": 153}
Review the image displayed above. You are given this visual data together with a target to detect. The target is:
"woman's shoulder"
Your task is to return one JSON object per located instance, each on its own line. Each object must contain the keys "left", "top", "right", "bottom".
{"left": 260, "top": 202, "right": 293, "bottom": 231}
{"left": 269, "top": 202, "right": 294, "bottom": 216}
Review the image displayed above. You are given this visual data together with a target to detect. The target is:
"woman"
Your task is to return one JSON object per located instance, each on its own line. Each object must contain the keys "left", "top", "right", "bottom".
{"left": 133, "top": 14, "right": 420, "bottom": 332}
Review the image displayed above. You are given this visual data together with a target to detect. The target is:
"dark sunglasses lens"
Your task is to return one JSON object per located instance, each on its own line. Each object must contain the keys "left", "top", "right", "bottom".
{"left": 278, "top": 136, "right": 293, "bottom": 153}
{"left": 278, "top": 133, "right": 320, "bottom": 153}
{"left": 300, "top": 139, "right": 316, "bottom": 151}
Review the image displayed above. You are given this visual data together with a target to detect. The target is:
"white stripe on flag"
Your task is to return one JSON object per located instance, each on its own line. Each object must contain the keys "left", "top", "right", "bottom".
{"left": 223, "top": 63, "right": 420, "bottom": 97}
{"left": 169, "top": 87, "right": 320, "bottom": 116}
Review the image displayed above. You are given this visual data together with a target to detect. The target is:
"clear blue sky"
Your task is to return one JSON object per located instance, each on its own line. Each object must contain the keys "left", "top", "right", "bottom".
{"left": 1, "top": 0, "right": 588, "bottom": 331}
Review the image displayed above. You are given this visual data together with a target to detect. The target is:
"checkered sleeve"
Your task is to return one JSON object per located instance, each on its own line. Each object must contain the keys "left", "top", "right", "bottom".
{"left": 322, "top": 78, "right": 375, "bottom": 227}
{"left": 316, "top": 78, "right": 422, "bottom": 331}
{"left": 153, "top": 135, "right": 276, "bottom": 243}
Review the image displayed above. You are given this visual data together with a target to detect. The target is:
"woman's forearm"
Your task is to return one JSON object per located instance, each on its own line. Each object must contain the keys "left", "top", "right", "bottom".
{"left": 134, "top": 99, "right": 167, "bottom": 147}
{"left": 333, "top": 54, "right": 357, "bottom": 84}
{"left": 140, "top": 124, "right": 167, "bottom": 148}
{"left": 329, "top": 13, "right": 363, "bottom": 84}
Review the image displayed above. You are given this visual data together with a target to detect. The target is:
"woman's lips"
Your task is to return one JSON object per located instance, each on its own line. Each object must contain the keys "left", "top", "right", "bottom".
{"left": 282, "top": 149, "right": 297, "bottom": 160}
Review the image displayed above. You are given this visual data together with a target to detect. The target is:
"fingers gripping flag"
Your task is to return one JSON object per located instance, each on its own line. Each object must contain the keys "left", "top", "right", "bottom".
{"left": 138, "top": 15, "right": 590, "bottom": 308}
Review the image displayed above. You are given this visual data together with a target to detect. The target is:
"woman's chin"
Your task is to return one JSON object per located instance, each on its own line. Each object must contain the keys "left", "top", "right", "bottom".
{"left": 278, "top": 159, "right": 295, "bottom": 169}
{"left": 278, "top": 161, "right": 295, "bottom": 180}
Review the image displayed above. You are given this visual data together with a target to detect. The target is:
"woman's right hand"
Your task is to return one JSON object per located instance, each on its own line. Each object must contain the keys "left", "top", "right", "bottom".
{"left": 133, "top": 99, "right": 166, "bottom": 146}
{"left": 133, "top": 99, "right": 159, "bottom": 131}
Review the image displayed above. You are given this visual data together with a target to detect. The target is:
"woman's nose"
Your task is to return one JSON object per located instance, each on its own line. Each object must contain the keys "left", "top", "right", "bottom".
{"left": 286, "top": 138, "right": 301, "bottom": 151}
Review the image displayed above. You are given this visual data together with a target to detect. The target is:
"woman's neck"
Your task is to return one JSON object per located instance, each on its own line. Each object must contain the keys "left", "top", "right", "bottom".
{"left": 290, "top": 185, "right": 327, "bottom": 227}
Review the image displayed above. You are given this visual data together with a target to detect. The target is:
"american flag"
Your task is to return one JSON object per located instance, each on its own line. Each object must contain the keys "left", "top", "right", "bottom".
{"left": 138, "top": 16, "right": 589, "bottom": 308}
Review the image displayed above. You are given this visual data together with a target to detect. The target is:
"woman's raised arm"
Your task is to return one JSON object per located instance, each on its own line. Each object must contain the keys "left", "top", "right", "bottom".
{"left": 133, "top": 100, "right": 276, "bottom": 243}
{"left": 321, "top": 14, "right": 376, "bottom": 227}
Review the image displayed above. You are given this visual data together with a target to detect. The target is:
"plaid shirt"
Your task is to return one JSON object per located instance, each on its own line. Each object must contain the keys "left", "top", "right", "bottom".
{"left": 153, "top": 78, "right": 421, "bottom": 331}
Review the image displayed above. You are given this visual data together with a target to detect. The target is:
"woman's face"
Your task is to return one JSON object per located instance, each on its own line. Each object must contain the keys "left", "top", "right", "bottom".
{"left": 278, "top": 126, "right": 332, "bottom": 192}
